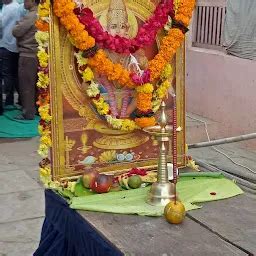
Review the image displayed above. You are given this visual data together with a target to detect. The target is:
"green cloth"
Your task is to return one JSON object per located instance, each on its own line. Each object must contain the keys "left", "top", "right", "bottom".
{"left": 70, "top": 172, "right": 243, "bottom": 216}
{"left": 0, "top": 108, "right": 39, "bottom": 138}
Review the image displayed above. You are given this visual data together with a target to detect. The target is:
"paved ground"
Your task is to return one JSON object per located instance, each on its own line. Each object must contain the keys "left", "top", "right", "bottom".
{"left": 0, "top": 137, "right": 255, "bottom": 255}
{"left": 0, "top": 138, "right": 44, "bottom": 256}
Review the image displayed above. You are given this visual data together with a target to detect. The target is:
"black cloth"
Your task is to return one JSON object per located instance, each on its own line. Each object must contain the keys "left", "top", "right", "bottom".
{"left": 0, "top": 47, "right": 19, "bottom": 106}
{"left": 34, "top": 190, "right": 123, "bottom": 256}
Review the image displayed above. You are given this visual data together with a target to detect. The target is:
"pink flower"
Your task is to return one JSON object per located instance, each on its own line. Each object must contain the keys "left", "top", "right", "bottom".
{"left": 131, "top": 70, "right": 151, "bottom": 85}
{"left": 75, "top": 0, "right": 173, "bottom": 54}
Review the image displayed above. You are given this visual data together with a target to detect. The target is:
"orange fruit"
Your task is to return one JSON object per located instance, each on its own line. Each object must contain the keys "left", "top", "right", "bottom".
{"left": 164, "top": 200, "right": 186, "bottom": 224}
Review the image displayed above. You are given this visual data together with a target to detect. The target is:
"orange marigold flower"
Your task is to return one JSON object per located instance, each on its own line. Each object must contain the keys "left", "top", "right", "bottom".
{"left": 53, "top": 0, "right": 95, "bottom": 51}
{"left": 35, "top": 20, "right": 49, "bottom": 31}
{"left": 136, "top": 93, "right": 152, "bottom": 111}
{"left": 135, "top": 117, "right": 156, "bottom": 128}
{"left": 175, "top": 0, "right": 196, "bottom": 26}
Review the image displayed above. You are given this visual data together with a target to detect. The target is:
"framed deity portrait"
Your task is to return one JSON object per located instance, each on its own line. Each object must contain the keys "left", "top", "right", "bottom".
{"left": 49, "top": 0, "right": 186, "bottom": 180}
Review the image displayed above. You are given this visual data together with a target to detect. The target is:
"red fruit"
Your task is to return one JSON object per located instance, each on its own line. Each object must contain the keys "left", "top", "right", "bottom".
{"left": 91, "top": 174, "right": 113, "bottom": 193}
{"left": 82, "top": 170, "right": 99, "bottom": 189}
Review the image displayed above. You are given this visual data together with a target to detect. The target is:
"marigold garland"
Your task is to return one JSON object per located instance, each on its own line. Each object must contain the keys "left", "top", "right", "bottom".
{"left": 76, "top": 52, "right": 174, "bottom": 130}
{"left": 75, "top": 55, "right": 138, "bottom": 131}
{"left": 88, "top": 0, "right": 195, "bottom": 84}
{"left": 87, "top": 27, "right": 184, "bottom": 83}
{"left": 175, "top": 0, "right": 194, "bottom": 27}
{"left": 87, "top": 49, "right": 135, "bottom": 88}
{"left": 54, "top": 0, "right": 195, "bottom": 130}
{"left": 136, "top": 93, "right": 153, "bottom": 112}
{"left": 54, "top": 0, "right": 195, "bottom": 87}
{"left": 36, "top": 0, "right": 52, "bottom": 183}
{"left": 53, "top": 0, "right": 95, "bottom": 50}
{"left": 76, "top": 0, "right": 173, "bottom": 54}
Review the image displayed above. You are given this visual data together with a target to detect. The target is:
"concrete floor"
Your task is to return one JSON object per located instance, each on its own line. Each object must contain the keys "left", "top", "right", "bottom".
{"left": 0, "top": 137, "right": 255, "bottom": 255}
{"left": 0, "top": 138, "right": 44, "bottom": 256}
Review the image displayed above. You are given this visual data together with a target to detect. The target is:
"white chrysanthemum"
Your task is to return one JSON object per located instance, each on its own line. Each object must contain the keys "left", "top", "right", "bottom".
{"left": 74, "top": 51, "right": 88, "bottom": 66}
{"left": 86, "top": 82, "right": 100, "bottom": 97}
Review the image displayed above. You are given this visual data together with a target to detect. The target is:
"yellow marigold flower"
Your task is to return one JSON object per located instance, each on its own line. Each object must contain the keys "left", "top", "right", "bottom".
{"left": 106, "top": 115, "right": 122, "bottom": 129}
{"left": 40, "top": 167, "right": 51, "bottom": 177}
{"left": 38, "top": 143, "right": 49, "bottom": 158}
{"left": 41, "top": 113, "right": 52, "bottom": 122}
{"left": 121, "top": 119, "right": 137, "bottom": 131}
{"left": 152, "top": 99, "right": 162, "bottom": 112}
{"left": 161, "top": 64, "right": 173, "bottom": 80}
{"left": 38, "top": 105, "right": 52, "bottom": 122}
{"left": 37, "top": 50, "right": 48, "bottom": 68}
{"left": 35, "top": 31, "right": 49, "bottom": 47}
{"left": 105, "top": 116, "right": 137, "bottom": 131}
{"left": 136, "top": 83, "right": 154, "bottom": 93}
{"left": 37, "top": 72, "right": 49, "bottom": 88}
{"left": 92, "top": 97, "right": 110, "bottom": 115}
{"left": 92, "top": 97, "right": 104, "bottom": 106}
{"left": 156, "top": 80, "right": 170, "bottom": 99}
{"left": 82, "top": 67, "right": 94, "bottom": 82}
{"left": 38, "top": 8, "right": 49, "bottom": 18}
{"left": 38, "top": 125, "right": 43, "bottom": 135}
{"left": 41, "top": 129, "right": 51, "bottom": 137}
{"left": 99, "top": 103, "right": 110, "bottom": 115}
{"left": 41, "top": 135, "right": 52, "bottom": 147}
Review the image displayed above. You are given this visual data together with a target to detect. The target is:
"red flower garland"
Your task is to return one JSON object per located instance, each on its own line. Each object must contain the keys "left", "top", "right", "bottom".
{"left": 76, "top": 0, "right": 173, "bottom": 54}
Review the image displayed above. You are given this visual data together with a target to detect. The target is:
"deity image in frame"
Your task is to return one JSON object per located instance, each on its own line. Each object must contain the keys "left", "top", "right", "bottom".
{"left": 49, "top": 0, "right": 186, "bottom": 179}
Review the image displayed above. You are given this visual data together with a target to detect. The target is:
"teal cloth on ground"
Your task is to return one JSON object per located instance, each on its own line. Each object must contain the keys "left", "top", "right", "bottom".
{"left": 70, "top": 172, "right": 243, "bottom": 216}
{"left": 0, "top": 107, "right": 39, "bottom": 138}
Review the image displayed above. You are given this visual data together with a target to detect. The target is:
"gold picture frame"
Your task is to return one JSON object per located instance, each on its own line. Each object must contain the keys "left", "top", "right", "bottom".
{"left": 49, "top": 0, "right": 186, "bottom": 180}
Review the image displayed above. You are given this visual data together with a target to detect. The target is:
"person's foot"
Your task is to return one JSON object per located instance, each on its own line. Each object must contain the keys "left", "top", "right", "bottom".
{"left": 14, "top": 114, "right": 34, "bottom": 120}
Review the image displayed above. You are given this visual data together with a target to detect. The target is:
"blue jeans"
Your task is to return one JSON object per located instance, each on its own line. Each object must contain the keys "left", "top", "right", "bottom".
{"left": 0, "top": 47, "right": 19, "bottom": 107}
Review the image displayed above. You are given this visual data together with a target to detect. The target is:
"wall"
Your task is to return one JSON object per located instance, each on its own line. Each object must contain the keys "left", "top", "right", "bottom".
{"left": 186, "top": 46, "right": 256, "bottom": 148}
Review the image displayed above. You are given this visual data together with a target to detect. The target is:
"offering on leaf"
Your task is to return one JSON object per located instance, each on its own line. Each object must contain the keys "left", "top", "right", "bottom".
{"left": 74, "top": 178, "right": 94, "bottom": 197}
{"left": 128, "top": 175, "right": 142, "bottom": 189}
{"left": 82, "top": 170, "right": 99, "bottom": 188}
{"left": 91, "top": 174, "right": 113, "bottom": 193}
{"left": 164, "top": 200, "right": 186, "bottom": 224}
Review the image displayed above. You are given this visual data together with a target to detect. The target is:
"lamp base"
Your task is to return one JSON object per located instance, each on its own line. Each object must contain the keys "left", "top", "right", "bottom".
{"left": 147, "top": 182, "right": 175, "bottom": 206}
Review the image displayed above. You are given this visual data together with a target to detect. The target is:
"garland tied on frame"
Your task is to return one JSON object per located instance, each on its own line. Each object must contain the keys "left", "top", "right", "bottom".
{"left": 76, "top": 51, "right": 173, "bottom": 130}
{"left": 53, "top": 0, "right": 195, "bottom": 130}
{"left": 35, "top": 0, "right": 52, "bottom": 183}
{"left": 75, "top": 0, "right": 173, "bottom": 54}
{"left": 53, "top": 0, "right": 195, "bottom": 83}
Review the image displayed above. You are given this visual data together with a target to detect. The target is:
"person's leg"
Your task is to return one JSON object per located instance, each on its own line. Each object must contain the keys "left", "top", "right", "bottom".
{"left": 1, "top": 48, "right": 18, "bottom": 106}
{"left": 12, "top": 53, "right": 20, "bottom": 105}
{"left": 17, "top": 56, "right": 38, "bottom": 120}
